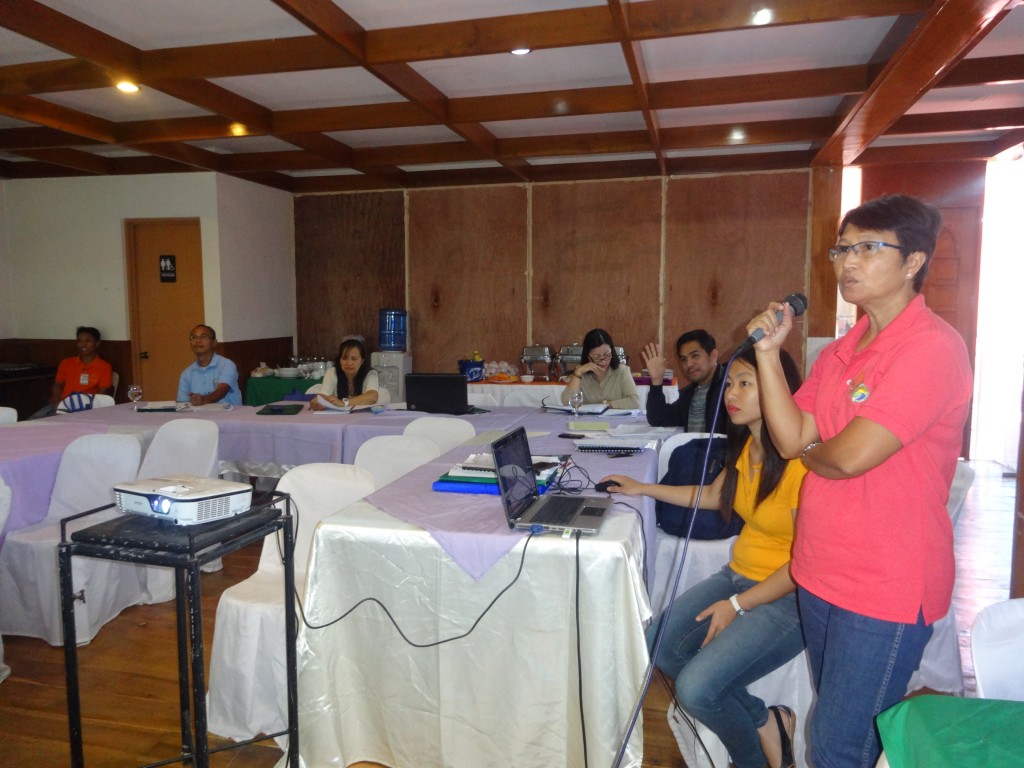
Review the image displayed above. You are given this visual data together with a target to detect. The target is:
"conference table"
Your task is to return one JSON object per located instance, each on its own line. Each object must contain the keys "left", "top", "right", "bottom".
{"left": 284, "top": 427, "right": 659, "bottom": 768}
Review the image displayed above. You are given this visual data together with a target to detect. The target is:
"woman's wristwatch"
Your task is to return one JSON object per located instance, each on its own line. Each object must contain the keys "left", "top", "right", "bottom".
{"left": 729, "top": 594, "right": 746, "bottom": 615}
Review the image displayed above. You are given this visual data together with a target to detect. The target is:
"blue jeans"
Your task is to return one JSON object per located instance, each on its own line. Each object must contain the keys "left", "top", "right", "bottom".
{"left": 648, "top": 566, "right": 804, "bottom": 768}
{"left": 798, "top": 587, "right": 933, "bottom": 768}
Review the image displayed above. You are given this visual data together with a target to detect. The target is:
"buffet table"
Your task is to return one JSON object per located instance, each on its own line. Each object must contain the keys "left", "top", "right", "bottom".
{"left": 284, "top": 437, "right": 658, "bottom": 768}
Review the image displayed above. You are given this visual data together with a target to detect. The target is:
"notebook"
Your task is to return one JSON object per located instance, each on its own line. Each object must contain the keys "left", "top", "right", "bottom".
{"left": 491, "top": 427, "right": 611, "bottom": 534}
{"left": 405, "top": 373, "right": 474, "bottom": 415}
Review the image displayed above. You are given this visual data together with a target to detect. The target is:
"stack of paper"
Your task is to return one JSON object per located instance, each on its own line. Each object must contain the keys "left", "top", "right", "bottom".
{"left": 432, "top": 455, "right": 566, "bottom": 495}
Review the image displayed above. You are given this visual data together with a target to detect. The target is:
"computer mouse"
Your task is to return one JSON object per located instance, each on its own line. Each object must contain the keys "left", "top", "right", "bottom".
{"left": 595, "top": 480, "right": 621, "bottom": 493}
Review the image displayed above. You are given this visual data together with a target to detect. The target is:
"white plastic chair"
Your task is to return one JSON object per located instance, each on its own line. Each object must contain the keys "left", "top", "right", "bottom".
{"left": 207, "top": 463, "right": 376, "bottom": 742}
{"left": 971, "top": 598, "right": 1024, "bottom": 700}
{"left": 354, "top": 434, "right": 440, "bottom": 488}
{"left": 0, "top": 406, "right": 17, "bottom": 424}
{"left": 137, "top": 418, "right": 220, "bottom": 590}
{"left": 403, "top": 416, "right": 475, "bottom": 453}
{"left": 0, "top": 478, "right": 11, "bottom": 681}
{"left": 304, "top": 383, "right": 322, "bottom": 395}
{"left": 91, "top": 394, "right": 115, "bottom": 408}
{"left": 0, "top": 434, "right": 144, "bottom": 645}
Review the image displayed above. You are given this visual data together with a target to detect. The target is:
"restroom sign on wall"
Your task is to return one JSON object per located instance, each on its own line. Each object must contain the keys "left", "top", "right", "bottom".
{"left": 160, "top": 255, "right": 176, "bottom": 282}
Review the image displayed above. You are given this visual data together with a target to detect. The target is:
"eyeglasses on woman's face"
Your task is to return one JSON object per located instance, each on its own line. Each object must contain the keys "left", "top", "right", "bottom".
{"left": 828, "top": 241, "right": 901, "bottom": 263}
{"left": 589, "top": 350, "right": 613, "bottom": 364}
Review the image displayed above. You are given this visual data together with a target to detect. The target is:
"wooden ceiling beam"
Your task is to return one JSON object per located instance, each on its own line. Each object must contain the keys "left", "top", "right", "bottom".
{"left": 856, "top": 140, "right": 1000, "bottom": 164}
{"left": 15, "top": 147, "right": 110, "bottom": 174}
{"left": 274, "top": 102, "right": 433, "bottom": 134}
{"left": 890, "top": 106, "right": 1024, "bottom": 134}
{"left": 651, "top": 65, "right": 871, "bottom": 109}
{"left": 0, "top": 95, "right": 119, "bottom": 143}
{"left": 814, "top": 0, "right": 1018, "bottom": 166}
{"left": 272, "top": 0, "right": 530, "bottom": 181}
{"left": 0, "top": 126, "right": 101, "bottom": 150}
{"left": 501, "top": 131, "right": 652, "bottom": 159}
{"left": 665, "top": 149, "right": 815, "bottom": 175}
{"left": 627, "top": 0, "right": 933, "bottom": 39}
{"left": 0, "top": 59, "right": 112, "bottom": 96}
{"left": 939, "top": 53, "right": 1024, "bottom": 86}
{"left": 608, "top": 0, "right": 665, "bottom": 173}
{"left": 145, "top": 80, "right": 273, "bottom": 134}
{"left": 140, "top": 36, "right": 358, "bottom": 81}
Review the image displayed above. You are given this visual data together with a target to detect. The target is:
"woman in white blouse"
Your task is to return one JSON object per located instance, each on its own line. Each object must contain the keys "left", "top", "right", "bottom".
{"left": 309, "top": 338, "right": 388, "bottom": 410}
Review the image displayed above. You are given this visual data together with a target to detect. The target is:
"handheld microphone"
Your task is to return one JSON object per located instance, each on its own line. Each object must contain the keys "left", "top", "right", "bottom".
{"left": 733, "top": 293, "right": 808, "bottom": 356}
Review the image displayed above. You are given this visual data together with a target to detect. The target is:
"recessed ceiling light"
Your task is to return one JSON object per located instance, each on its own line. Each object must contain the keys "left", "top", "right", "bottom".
{"left": 116, "top": 81, "right": 139, "bottom": 93}
{"left": 510, "top": 48, "right": 531, "bottom": 56}
{"left": 729, "top": 128, "right": 747, "bottom": 142}
{"left": 229, "top": 123, "right": 249, "bottom": 137}
{"left": 752, "top": 8, "right": 773, "bottom": 25}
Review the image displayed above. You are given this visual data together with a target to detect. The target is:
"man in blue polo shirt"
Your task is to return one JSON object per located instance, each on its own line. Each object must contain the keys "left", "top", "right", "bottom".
{"left": 177, "top": 324, "right": 241, "bottom": 406}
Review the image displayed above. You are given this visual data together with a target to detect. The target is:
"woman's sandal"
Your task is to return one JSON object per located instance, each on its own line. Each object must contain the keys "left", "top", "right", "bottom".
{"left": 768, "top": 705, "right": 796, "bottom": 768}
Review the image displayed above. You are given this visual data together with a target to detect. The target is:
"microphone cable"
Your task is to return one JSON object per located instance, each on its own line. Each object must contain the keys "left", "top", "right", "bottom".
{"left": 610, "top": 356, "right": 735, "bottom": 768}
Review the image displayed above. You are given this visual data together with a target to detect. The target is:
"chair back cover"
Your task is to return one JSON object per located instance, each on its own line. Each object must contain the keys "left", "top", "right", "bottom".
{"left": 138, "top": 418, "right": 219, "bottom": 478}
{"left": 971, "top": 598, "right": 1024, "bottom": 701}
{"left": 403, "top": 416, "right": 475, "bottom": 453}
{"left": 91, "top": 394, "right": 116, "bottom": 408}
{"left": 355, "top": 435, "right": 440, "bottom": 488}
{"left": 46, "top": 433, "right": 142, "bottom": 521}
{"left": 260, "top": 463, "right": 375, "bottom": 576}
{"left": 56, "top": 393, "right": 95, "bottom": 413}
{"left": 0, "top": 406, "right": 17, "bottom": 424}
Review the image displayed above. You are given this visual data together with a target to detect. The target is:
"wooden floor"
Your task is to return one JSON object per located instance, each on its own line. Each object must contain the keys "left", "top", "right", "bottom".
{"left": 0, "top": 460, "right": 1013, "bottom": 768}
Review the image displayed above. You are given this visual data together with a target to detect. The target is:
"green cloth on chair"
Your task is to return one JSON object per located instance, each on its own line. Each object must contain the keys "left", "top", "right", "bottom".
{"left": 877, "top": 695, "right": 1024, "bottom": 767}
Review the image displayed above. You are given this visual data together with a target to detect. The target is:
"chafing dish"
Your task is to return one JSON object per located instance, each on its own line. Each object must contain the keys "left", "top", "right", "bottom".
{"left": 520, "top": 345, "right": 554, "bottom": 380}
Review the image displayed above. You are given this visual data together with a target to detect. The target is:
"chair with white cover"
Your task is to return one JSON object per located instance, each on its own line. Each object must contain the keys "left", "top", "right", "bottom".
{"left": 304, "top": 383, "right": 322, "bottom": 395}
{"left": 91, "top": 393, "right": 116, "bottom": 408}
{"left": 402, "top": 416, "right": 475, "bottom": 453}
{"left": 0, "top": 406, "right": 17, "bottom": 424}
{"left": 971, "top": 598, "right": 1024, "bottom": 700}
{"left": 0, "top": 434, "right": 144, "bottom": 645}
{"left": 0, "top": 478, "right": 11, "bottom": 681}
{"left": 354, "top": 434, "right": 440, "bottom": 488}
{"left": 137, "top": 418, "right": 221, "bottom": 589}
{"left": 467, "top": 392, "right": 498, "bottom": 407}
{"left": 502, "top": 388, "right": 544, "bottom": 407}
{"left": 207, "top": 463, "right": 376, "bottom": 742}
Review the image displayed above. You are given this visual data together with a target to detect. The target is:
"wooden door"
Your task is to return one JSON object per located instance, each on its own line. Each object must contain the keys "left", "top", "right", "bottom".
{"left": 125, "top": 219, "right": 204, "bottom": 400}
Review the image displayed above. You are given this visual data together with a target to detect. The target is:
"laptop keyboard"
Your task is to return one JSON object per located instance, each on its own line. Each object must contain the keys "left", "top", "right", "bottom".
{"left": 531, "top": 495, "right": 582, "bottom": 526}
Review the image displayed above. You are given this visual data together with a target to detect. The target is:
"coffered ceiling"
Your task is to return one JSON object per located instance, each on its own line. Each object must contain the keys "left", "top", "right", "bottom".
{"left": 1, "top": 0, "right": 1022, "bottom": 193}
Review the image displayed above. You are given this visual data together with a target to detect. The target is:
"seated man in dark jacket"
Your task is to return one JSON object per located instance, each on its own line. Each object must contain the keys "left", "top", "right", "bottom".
{"left": 643, "top": 329, "right": 727, "bottom": 432}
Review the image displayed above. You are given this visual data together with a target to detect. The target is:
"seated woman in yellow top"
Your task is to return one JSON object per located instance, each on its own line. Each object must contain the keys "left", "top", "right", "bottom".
{"left": 601, "top": 347, "right": 806, "bottom": 768}
{"left": 309, "top": 339, "right": 388, "bottom": 410}
{"left": 559, "top": 328, "right": 640, "bottom": 409}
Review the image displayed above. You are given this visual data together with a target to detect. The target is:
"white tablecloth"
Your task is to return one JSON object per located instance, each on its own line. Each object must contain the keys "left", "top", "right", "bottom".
{"left": 288, "top": 499, "right": 652, "bottom": 768}
{"left": 468, "top": 382, "right": 679, "bottom": 408}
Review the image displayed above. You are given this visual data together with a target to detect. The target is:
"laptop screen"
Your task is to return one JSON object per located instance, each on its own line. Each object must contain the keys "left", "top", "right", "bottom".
{"left": 405, "top": 373, "right": 469, "bottom": 414}
{"left": 491, "top": 427, "right": 539, "bottom": 524}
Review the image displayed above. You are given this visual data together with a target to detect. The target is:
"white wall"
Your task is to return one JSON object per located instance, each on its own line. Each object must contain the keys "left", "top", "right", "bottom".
{"left": 0, "top": 172, "right": 294, "bottom": 343}
{"left": 215, "top": 174, "right": 295, "bottom": 342}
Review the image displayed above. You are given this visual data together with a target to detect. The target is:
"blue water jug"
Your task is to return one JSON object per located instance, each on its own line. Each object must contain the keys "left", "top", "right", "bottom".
{"left": 379, "top": 309, "right": 407, "bottom": 351}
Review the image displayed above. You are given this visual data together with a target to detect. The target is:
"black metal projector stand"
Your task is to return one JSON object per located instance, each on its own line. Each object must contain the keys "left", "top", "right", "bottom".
{"left": 58, "top": 493, "right": 299, "bottom": 768}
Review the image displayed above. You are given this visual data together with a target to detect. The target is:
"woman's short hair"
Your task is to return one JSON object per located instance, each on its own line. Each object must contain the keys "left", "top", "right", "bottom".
{"left": 580, "top": 328, "right": 621, "bottom": 370}
{"left": 839, "top": 194, "right": 942, "bottom": 293}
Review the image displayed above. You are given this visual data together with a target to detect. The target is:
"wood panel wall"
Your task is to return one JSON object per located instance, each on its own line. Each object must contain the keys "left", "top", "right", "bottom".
{"left": 666, "top": 171, "right": 810, "bottom": 370}
{"left": 860, "top": 160, "right": 985, "bottom": 457}
{"left": 294, "top": 172, "right": 814, "bottom": 375}
{"left": 294, "top": 191, "right": 405, "bottom": 359}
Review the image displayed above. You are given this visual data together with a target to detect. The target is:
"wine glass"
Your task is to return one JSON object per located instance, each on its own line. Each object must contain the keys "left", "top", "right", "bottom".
{"left": 127, "top": 383, "right": 143, "bottom": 410}
{"left": 569, "top": 389, "right": 584, "bottom": 418}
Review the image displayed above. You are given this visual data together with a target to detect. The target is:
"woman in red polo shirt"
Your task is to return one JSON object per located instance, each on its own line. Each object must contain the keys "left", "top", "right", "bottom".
{"left": 746, "top": 194, "right": 973, "bottom": 768}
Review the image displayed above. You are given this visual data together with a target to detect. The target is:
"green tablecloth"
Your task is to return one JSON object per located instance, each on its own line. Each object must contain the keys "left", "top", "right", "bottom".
{"left": 244, "top": 376, "right": 322, "bottom": 406}
{"left": 878, "top": 695, "right": 1024, "bottom": 767}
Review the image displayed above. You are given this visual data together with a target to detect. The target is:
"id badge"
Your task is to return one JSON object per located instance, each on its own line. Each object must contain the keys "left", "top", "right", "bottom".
{"left": 80, "top": 373, "right": 90, "bottom": 385}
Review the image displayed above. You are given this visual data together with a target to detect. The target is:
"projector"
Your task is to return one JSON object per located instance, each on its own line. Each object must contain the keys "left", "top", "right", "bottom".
{"left": 114, "top": 475, "right": 253, "bottom": 526}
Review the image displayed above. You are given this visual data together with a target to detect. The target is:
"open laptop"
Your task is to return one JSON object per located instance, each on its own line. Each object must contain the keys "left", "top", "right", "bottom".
{"left": 491, "top": 427, "right": 611, "bottom": 534}
{"left": 405, "top": 373, "right": 474, "bottom": 415}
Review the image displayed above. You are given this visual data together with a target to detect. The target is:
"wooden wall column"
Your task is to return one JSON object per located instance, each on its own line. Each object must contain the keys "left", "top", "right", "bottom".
{"left": 807, "top": 165, "right": 842, "bottom": 338}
